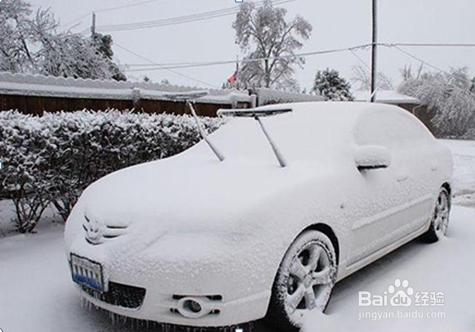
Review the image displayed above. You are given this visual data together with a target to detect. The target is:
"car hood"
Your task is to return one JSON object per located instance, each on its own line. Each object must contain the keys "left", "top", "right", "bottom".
{"left": 75, "top": 143, "right": 322, "bottom": 237}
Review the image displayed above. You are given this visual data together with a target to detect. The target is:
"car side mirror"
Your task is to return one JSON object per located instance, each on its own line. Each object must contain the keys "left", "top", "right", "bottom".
{"left": 354, "top": 145, "right": 391, "bottom": 170}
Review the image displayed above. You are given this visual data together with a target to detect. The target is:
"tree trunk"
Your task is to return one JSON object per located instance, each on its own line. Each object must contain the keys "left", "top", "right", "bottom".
{"left": 264, "top": 59, "right": 271, "bottom": 88}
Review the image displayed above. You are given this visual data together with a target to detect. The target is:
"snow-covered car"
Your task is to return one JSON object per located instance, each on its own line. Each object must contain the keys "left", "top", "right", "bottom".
{"left": 65, "top": 102, "right": 453, "bottom": 331}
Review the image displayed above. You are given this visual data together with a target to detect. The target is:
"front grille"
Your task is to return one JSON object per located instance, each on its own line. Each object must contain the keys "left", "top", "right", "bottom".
{"left": 81, "top": 281, "right": 146, "bottom": 309}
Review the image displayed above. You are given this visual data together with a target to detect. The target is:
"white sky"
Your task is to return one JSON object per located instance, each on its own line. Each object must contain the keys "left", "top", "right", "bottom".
{"left": 28, "top": 0, "right": 475, "bottom": 90}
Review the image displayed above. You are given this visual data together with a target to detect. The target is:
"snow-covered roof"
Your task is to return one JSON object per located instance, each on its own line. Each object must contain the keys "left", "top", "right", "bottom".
{"left": 354, "top": 90, "right": 421, "bottom": 105}
{"left": 254, "top": 87, "right": 324, "bottom": 106}
{"left": 0, "top": 71, "right": 251, "bottom": 105}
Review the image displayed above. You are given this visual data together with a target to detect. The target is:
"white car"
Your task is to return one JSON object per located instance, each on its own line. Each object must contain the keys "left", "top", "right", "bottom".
{"left": 65, "top": 102, "right": 452, "bottom": 331}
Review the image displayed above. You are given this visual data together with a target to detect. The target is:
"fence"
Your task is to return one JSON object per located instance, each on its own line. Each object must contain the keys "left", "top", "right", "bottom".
{"left": 0, "top": 72, "right": 328, "bottom": 117}
{"left": 0, "top": 72, "right": 252, "bottom": 117}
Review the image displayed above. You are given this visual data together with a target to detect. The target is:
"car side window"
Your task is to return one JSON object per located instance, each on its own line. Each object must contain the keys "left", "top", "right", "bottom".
{"left": 354, "top": 109, "right": 433, "bottom": 149}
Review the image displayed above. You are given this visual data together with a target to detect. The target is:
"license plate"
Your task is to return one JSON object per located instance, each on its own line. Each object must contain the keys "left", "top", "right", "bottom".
{"left": 70, "top": 254, "right": 105, "bottom": 292}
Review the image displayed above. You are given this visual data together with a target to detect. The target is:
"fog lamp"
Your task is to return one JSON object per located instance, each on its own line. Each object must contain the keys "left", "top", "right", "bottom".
{"left": 184, "top": 299, "right": 202, "bottom": 313}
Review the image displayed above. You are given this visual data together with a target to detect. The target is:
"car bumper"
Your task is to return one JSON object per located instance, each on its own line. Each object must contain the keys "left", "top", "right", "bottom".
{"left": 77, "top": 283, "right": 270, "bottom": 327}
{"left": 67, "top": 232, "right": 278, "bottom": 327}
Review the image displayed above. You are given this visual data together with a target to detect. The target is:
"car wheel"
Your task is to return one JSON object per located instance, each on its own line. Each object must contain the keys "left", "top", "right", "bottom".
{"left": 266, "top": 230, "right": 337, "bottom": 332}
{"left": 424, "top": 187, "right": 451, "bottom": 242}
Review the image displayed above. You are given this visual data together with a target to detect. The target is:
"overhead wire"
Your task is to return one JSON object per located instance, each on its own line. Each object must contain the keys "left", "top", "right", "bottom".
{"left": 96, "top": 0, "right": 295, "bottom": 32}
{"left": 114, "top": 42, "right": 219, "bottom": 88}
{"left": 123, "top": 43, "right": 374, "bottom": 72}
{"left": 387, "top": 45, "right": 448, "bottom": 74}
{"left": 349, "top": 48, "right": 371, "bottom": 70}
{"left": 386, "top": 42, "right": 475, "bottom": 48}
{"left": 61, "top": 0, "right": 165, "bottom": 32}
{"left": 118, "top": 42, "right": 475, "bottom": 87}
{"left": 95, "top": 0, "right": 164, "bottom": 14}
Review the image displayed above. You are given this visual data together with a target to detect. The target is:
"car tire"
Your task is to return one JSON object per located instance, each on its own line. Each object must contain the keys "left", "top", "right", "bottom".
{"left": 424, "top": 187, "right": 451, "bottom": 242}
{"left": 265, "top": 230, "right": 338, "bottom": 332}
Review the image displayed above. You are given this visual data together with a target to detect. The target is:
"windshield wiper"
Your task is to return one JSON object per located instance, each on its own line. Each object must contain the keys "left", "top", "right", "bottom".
{"left": 186, "top": 100, "right": 225, "bottom": 162}
{"left": 162, "top": 92, "right": 225, "bottom": 162}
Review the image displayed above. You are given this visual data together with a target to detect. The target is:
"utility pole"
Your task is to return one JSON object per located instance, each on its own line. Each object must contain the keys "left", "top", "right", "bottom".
{"left": 370, "top": 0, "right": 378, "bottom": 102}
{"left": 91, "top": 12, "right": 96, "bottom": 37}
{"left": 236, "top": 55, "right": 240, "bottom": 90}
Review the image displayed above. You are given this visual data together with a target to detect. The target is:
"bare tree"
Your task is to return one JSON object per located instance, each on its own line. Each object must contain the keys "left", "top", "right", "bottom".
{"left": 400, "top": 64, "right": 424, "bottom": 82}
{"left": 351, "top": 65, "right": 393, "bottom": 91}
{"left": 233, "top": 0, "right": 312, "bottom": 91}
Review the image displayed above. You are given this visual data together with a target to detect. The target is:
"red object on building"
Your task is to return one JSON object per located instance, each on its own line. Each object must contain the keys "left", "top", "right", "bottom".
{"left": 227, "top": 70, "right": 238, "bottom": 84}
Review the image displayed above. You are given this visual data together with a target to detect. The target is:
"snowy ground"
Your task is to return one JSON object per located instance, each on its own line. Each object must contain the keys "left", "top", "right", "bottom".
{"left": 0, "top": 139, "right": 474, "bottom": 332}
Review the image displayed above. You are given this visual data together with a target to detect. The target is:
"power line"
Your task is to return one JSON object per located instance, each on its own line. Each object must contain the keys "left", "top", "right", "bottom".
{"left": 119, "top": 42, "right": 475, "bottom": 73}
{"left": 123, "top": 43, "right": 374, "bottom": 72}
{"left": 384, "top": 43, "right": 475, "bottom": 75}
{"left": 349, "top": 48, "right": 371, "bottom": 70}
{"left": 120, "top": 41, "right": 475, "bottom": 83}
{"left": 113, "top": 41, "right": 475, "bottom": 87}
{"left": 382, "top": 43, "right": 475, "bottom": 75}
{"left": 95, "top": 0, "right": 163, "bottom": 14}
{"left": 62, "top": 13, "right": 91, "bottom": 30}
{"left": 98, "top": 0, "right": 293, "bottom": 32}
{"left": 114, "top": 42, "right": 219, "bottom": 88}
{"left": 385, "top": 42, "right": 475, "bottom": 48}
{"left": 96, "top": 0, "right": 295, "bottom": 32}
{"left": 389, "top": 45, "right": 448, "bottom": 74}
{"left": 61, "top": 0, "right": 164, "bottom": 31}
{"left": 374, "top": 42, "right": 475, "bottom": 75}
{"left": 120, "top": 44, "right": 475, "bottom": 67}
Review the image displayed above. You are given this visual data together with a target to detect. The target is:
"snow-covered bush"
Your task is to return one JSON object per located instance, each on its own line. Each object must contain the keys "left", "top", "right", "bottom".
{"left": 399, "top": 68, "right": 475, "bottom": 138}
{"left": 0, "top": 110, "right": 222, "bottom": 232}
{"left": 0, "top": 112, "right": 54, "bottom": 232}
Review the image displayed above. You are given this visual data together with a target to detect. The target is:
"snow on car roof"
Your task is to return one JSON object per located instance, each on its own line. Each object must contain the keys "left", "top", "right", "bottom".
{"left": 354, "top": 90, "right": 421, "bottom": 105}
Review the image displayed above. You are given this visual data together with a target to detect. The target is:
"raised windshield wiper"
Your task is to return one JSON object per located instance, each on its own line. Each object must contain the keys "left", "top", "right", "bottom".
{"left": 162, "top": 91, "right": 225, "bottom": 162}
{"left": 218, "top": 107, "right": 292, "bottom": 168}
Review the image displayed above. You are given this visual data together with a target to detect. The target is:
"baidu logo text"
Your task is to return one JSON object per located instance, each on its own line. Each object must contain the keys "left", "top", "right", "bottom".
{"left": 359, "top": 279, "right": 445, "bottom": 307}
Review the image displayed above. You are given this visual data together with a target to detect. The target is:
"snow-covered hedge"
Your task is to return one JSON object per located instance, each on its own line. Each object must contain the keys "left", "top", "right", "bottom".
{"left": 0, "top": 110, "right": 222, "bottom": 232}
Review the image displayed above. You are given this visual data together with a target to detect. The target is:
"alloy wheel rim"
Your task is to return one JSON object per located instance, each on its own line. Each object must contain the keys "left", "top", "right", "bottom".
{"left": 284, "top": 241, "right": 334, "bottom": 319}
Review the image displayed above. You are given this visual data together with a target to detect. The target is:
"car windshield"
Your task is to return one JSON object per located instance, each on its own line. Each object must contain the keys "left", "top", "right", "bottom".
{"left": 216, "top": 108, "right": 293, "bottom": 167}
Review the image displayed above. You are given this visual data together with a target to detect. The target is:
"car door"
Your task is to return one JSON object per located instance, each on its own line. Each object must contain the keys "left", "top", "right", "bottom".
{"left": 346, "top": 108, "right": 435, "bottom": 269}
